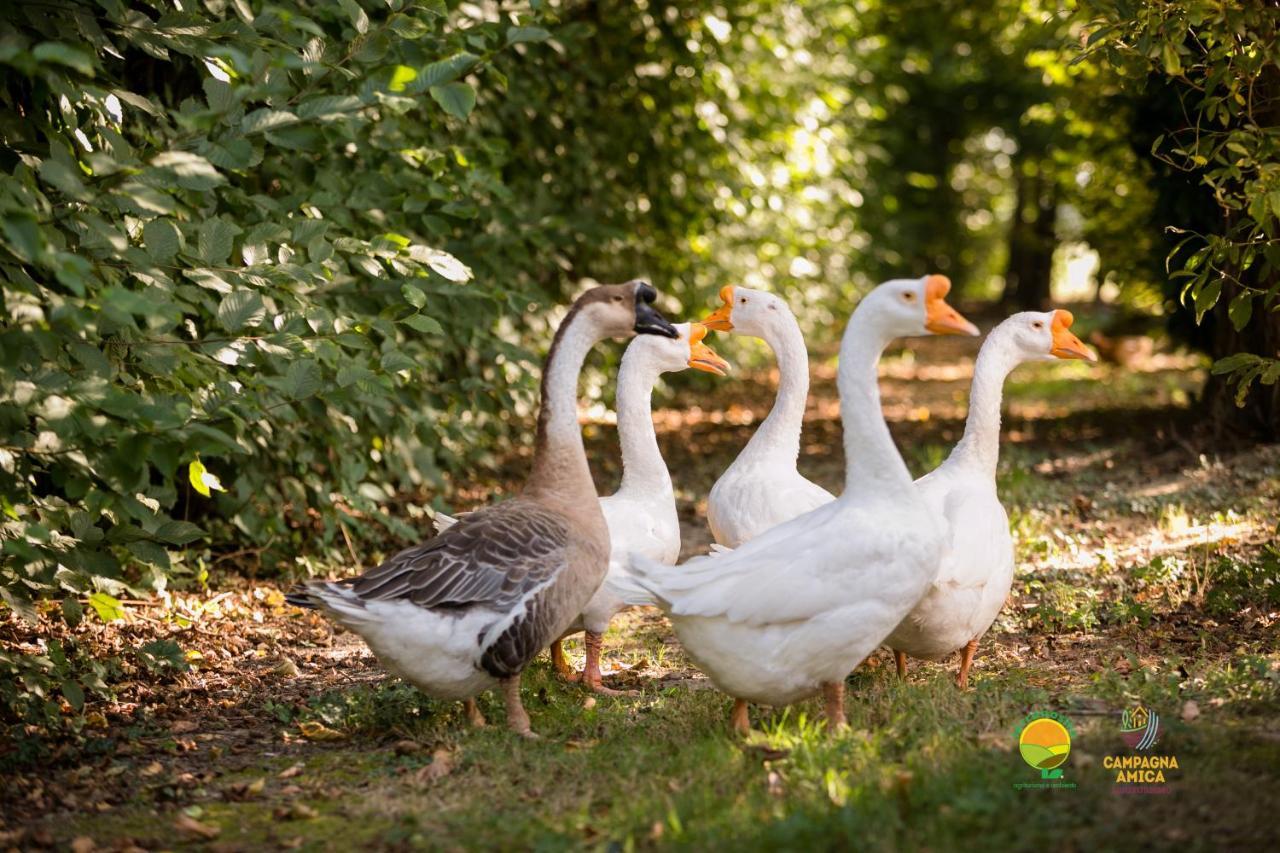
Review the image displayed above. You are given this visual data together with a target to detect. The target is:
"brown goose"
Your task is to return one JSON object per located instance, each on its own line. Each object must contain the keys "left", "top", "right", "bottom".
{"left": 289, "top": 282, "right": 677, "bottom": 737}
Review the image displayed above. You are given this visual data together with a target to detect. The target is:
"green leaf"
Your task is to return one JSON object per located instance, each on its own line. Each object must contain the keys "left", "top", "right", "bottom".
{"left": 151, "top": 151, "right": 225, "bottom": 191}
{"left": 241, "top": 108, "right": 300, "bottom": 134}
{"left": 155, "top": 520, "right": 205, "bottom": 546}
{"left": 402, "top": 313, "right": 444, "bottom": 335}
{"left": 336, "top": 365, "right": 376, "bottom": 387}
{"left": 506, "top": 26, "right": 552, "bottom": 45}
{"left": 297, "top": 95, "right": 364, "bottom": 121}
{"left": 1210, "top": 353, "right": 1260, "bottom": 375}
{"left": 217, "top": 290, "right": 265, "bottom": 332}
{"left": 87, "top": 591, "right": 125, "bottom": 622}
{"left": 32, "top": 42, "right": 95, "bottom": 76}
{"left": 380, "top": 350, "right": 417, "bottom": 373}
{"left": 429, "top": 82, "right": 476, "bottom": 119}
{"left": 1161, "top": 43, "right": 1182, "bottom": 76}
{"left": 388, "top": 65, "right": 417, "bottom": 92}
{"left": 1, "top": 210, "right": 43, "bottom": 263}
{"left": 1194, "top": 279, "right": 1221, "bottom": 323}
{"left": 38, "top": 158, "right": 90, "bottom": 200}
{"left": 1228, "top": 291, "right": 1253, "bottom": 331}
{"left": 284, "top": 359, "right": 323, "bottom": 399}
{"left": 61, "top": 679, "right": 85, "bottom": 712}
{"left": 339, "top": 0, "right": 369, "bottom": 34}
{"left": 61, "top": 596, "right": 83, "bottom": 628}
{"left": 420, "top": 53, "right": 480, "bottom": 88}
{"left": 199, "top": 218, "right": 241, "bottom": 265}
{"left": 401, "top": 283, "right": 427, "bottom": 308}
{"left": 188, "top": 459, "right": 226, "bottom": 497}
{"left": 143, "top": 219, "right": 181, "bottom": 262}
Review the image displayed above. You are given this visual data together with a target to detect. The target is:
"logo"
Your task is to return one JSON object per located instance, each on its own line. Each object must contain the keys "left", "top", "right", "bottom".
{"left": 1013, "top": 710, "right": 1077, "bottom": 790}
{"left": 1105, "top": 705, "right": 1179, "bottom": 795}
{"left": 1119, "top": 704, "right": 1159, "bottom": 750}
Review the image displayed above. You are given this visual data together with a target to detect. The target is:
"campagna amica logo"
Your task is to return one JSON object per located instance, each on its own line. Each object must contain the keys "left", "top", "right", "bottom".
{"left": 1013, "top": 711, "right": 1077, "bottom": 790}
{"left": 1106, "top": 705, "right": 1179, "bottom": 795}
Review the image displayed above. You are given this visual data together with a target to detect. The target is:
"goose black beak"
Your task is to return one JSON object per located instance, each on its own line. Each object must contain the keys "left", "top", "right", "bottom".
{"left": 634, "top": 302, "right": 678, "bottom": 338}
{"left": 632, "top": 281, "right": 678, "bottom": 338}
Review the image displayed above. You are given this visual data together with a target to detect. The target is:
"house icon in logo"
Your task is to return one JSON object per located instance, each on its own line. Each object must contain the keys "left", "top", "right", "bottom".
{"left": 1121, "top": 705, "right": 1160, "bottom": 750}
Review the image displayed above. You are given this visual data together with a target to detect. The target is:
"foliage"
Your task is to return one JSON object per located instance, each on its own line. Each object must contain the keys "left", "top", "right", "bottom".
{"left": 1079, "top": 0, "right": 1280, "bottom": 408}
{"left": 0, "top": 1, "right": 746, "bottom": 613}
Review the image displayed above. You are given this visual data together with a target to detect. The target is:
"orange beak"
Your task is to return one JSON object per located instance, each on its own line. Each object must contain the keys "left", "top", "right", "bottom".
{"left": 701, "top": 285, "right": 735, "bottom": 331}
{"left": 923, "top": 275, "right": 980, "bottom": 336}
{"left": 1050, "top": 310, "right": 1097, "bottom": 361}
{"left": 687, "top": 323, "right": 731, "bottom": 375}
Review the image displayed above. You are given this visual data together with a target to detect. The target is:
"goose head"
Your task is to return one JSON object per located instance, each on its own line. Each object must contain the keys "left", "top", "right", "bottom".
{"left": 583, "top": 280, "right": 679, "bottom": 339}
{"left": 699, "top": 285, "right": 794, "bottom": 339}
{"left": 1007, "top": 309, "right": 1097, "bottom": 362}
{"left": 860, "top": 274, "right": 980, "bottom": 338}
{"left": 626, "top": 322, "right": 731, "bottom": 377}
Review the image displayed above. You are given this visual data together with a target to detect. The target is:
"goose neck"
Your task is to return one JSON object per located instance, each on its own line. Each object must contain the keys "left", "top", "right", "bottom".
{"left": 948, "top": 331, "right": 1019, "bottom": 480}
{"left": 837, "top": 308, "right": 914, "bottom": 497}
{"left": 526, "top": 311, "right": 600, "bottom": 509}
{"left": 740, "top": 316, "right": 809, "bottom": 465}
{"left": 614, "top": 352, "right": 673, "bottom": 498}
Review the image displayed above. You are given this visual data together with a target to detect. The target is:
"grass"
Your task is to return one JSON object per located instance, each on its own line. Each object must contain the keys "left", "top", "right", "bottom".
{"left": 3, "top": 319, "right": 1279, "bottom": 850}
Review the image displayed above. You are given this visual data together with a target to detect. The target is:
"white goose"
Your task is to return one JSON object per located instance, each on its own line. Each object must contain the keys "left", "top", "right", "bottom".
{"left": 550, "top": 322, "right": 730, "bottom": 694}
{"left": 288, "top": 282, "right": 678, "bottom": 737}
{"left": 887, "top": 310, "right": 1095, "bottom": 687}
{"left": 629, "top": 275, "right": 978, "bottom": 733}
{"left": 700, "top": 286, "right": 833, "bottom": 548}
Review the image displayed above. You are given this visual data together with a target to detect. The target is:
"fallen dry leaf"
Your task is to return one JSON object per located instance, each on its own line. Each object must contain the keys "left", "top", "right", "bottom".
{"left": 278, "top": 762, "right": 305, "bottom": 779}
{"left": 274, "top": 803, "right": 319, "bottom": 821}
{"left": 170, "top": 720, "right": 199, "bottom": 734}
{"left": 413, "top": 748, "right": 454, "bottom": 784}
{"left": 70, "top": 836, "right": 95, "bottom": 853}
{"left": 173, "top": 813, "right": 220, "bottom": 839}
{"left": 393, "top": 739, "right": 422, "bottom": 756}
{"left": 274, "top": 657, "right": 300, "bottom": 677}
{"left": 1182, "top": 699, "right": 1201, "bottom": 722}
{"left": 297, "top": 721, "right": 345, "bottom": 741}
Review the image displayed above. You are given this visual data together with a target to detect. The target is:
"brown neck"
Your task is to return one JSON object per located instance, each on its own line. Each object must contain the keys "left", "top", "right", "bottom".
{"left": 524, "top": 303, "right": 603, "bottom": 513}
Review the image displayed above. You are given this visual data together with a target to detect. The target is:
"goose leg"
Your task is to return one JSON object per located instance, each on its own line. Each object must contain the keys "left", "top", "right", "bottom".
{"left": 580, "top": 631, "right": 636, "bottom": 696}
{"left": 894, "top": 649, "right": 908, "bottom": 680}
{"left": 730, "top": 698, "right": 750, "bottom": 736}
{"left": 500, "top": 675, "right": 538, "bottom": 739}
{"left": 956, "top": 639, "right": 979, "bottom": 690}
{"left": 821, "top": 681, "right": 848, "bottom": 733}
{"left": 464, "top": 698, "right": 486, "bottom": 728}
{"left": 550, "top": 639, "right": 580, "bottom": 682}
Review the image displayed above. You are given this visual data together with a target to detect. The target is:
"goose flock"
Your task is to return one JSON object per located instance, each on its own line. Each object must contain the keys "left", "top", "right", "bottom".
{"left": 290, "top": 275, "right": 1096, "bottom": 737}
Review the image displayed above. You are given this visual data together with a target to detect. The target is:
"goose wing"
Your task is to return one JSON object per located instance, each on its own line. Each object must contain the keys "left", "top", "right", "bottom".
{"left": 635, "top": 501, "right": 915, "bottom": 626}
{"left": 349, "top": 500, "right": 570, "bottom": 612}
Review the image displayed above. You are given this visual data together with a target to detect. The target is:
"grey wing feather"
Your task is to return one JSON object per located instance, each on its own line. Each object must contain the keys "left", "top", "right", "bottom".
{"left": 350, "top": 501, "right": 570, "bottom": 613}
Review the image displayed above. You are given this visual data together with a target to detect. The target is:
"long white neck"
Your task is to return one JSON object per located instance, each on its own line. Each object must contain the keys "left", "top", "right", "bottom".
{"left": 738, "top": 313, "right": 810, "bottom": 466}
{"left": 946, "top": 330, "right": 1021, "bottom": 481}
{"left": 614, "top": 349, "right": 673, "bottom": 498}
{"left": 837, "top": 307, "right": 915, "bottom": 497}
{"left": 526, "top": 313, "right": 600, "bottom": 508}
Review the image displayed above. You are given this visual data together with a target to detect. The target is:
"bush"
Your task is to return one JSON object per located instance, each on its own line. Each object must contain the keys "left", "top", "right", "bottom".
{"left": 0, "top": 1, "right": 577, "bottom": 615}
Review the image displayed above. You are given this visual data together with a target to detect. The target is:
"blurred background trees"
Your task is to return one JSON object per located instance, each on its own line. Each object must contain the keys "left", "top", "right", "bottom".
{"left": 1, "top": 0, "right": 1276, "bottom": 612}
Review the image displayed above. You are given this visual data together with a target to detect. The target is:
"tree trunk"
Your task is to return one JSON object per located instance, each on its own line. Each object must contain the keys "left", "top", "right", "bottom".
{"left": 1201, "top": 286, "right": 1280, "bottom": 442}
{"left": 1001, "top": 160, "right": 1056, "bottom": 311}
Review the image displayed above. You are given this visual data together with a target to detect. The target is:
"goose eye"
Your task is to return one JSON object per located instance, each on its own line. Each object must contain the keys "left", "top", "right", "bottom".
{"left": 613, "top": 296, "right": 623, "bottom": 303}
{"left": 1032, "top": 321, "right": 1043, "bottom": 330}
{"left": 739, "top": 297, "right": 747, "bottom": 305}
{"left": 903, "top": 292, "right": 915, "bottom": 301}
